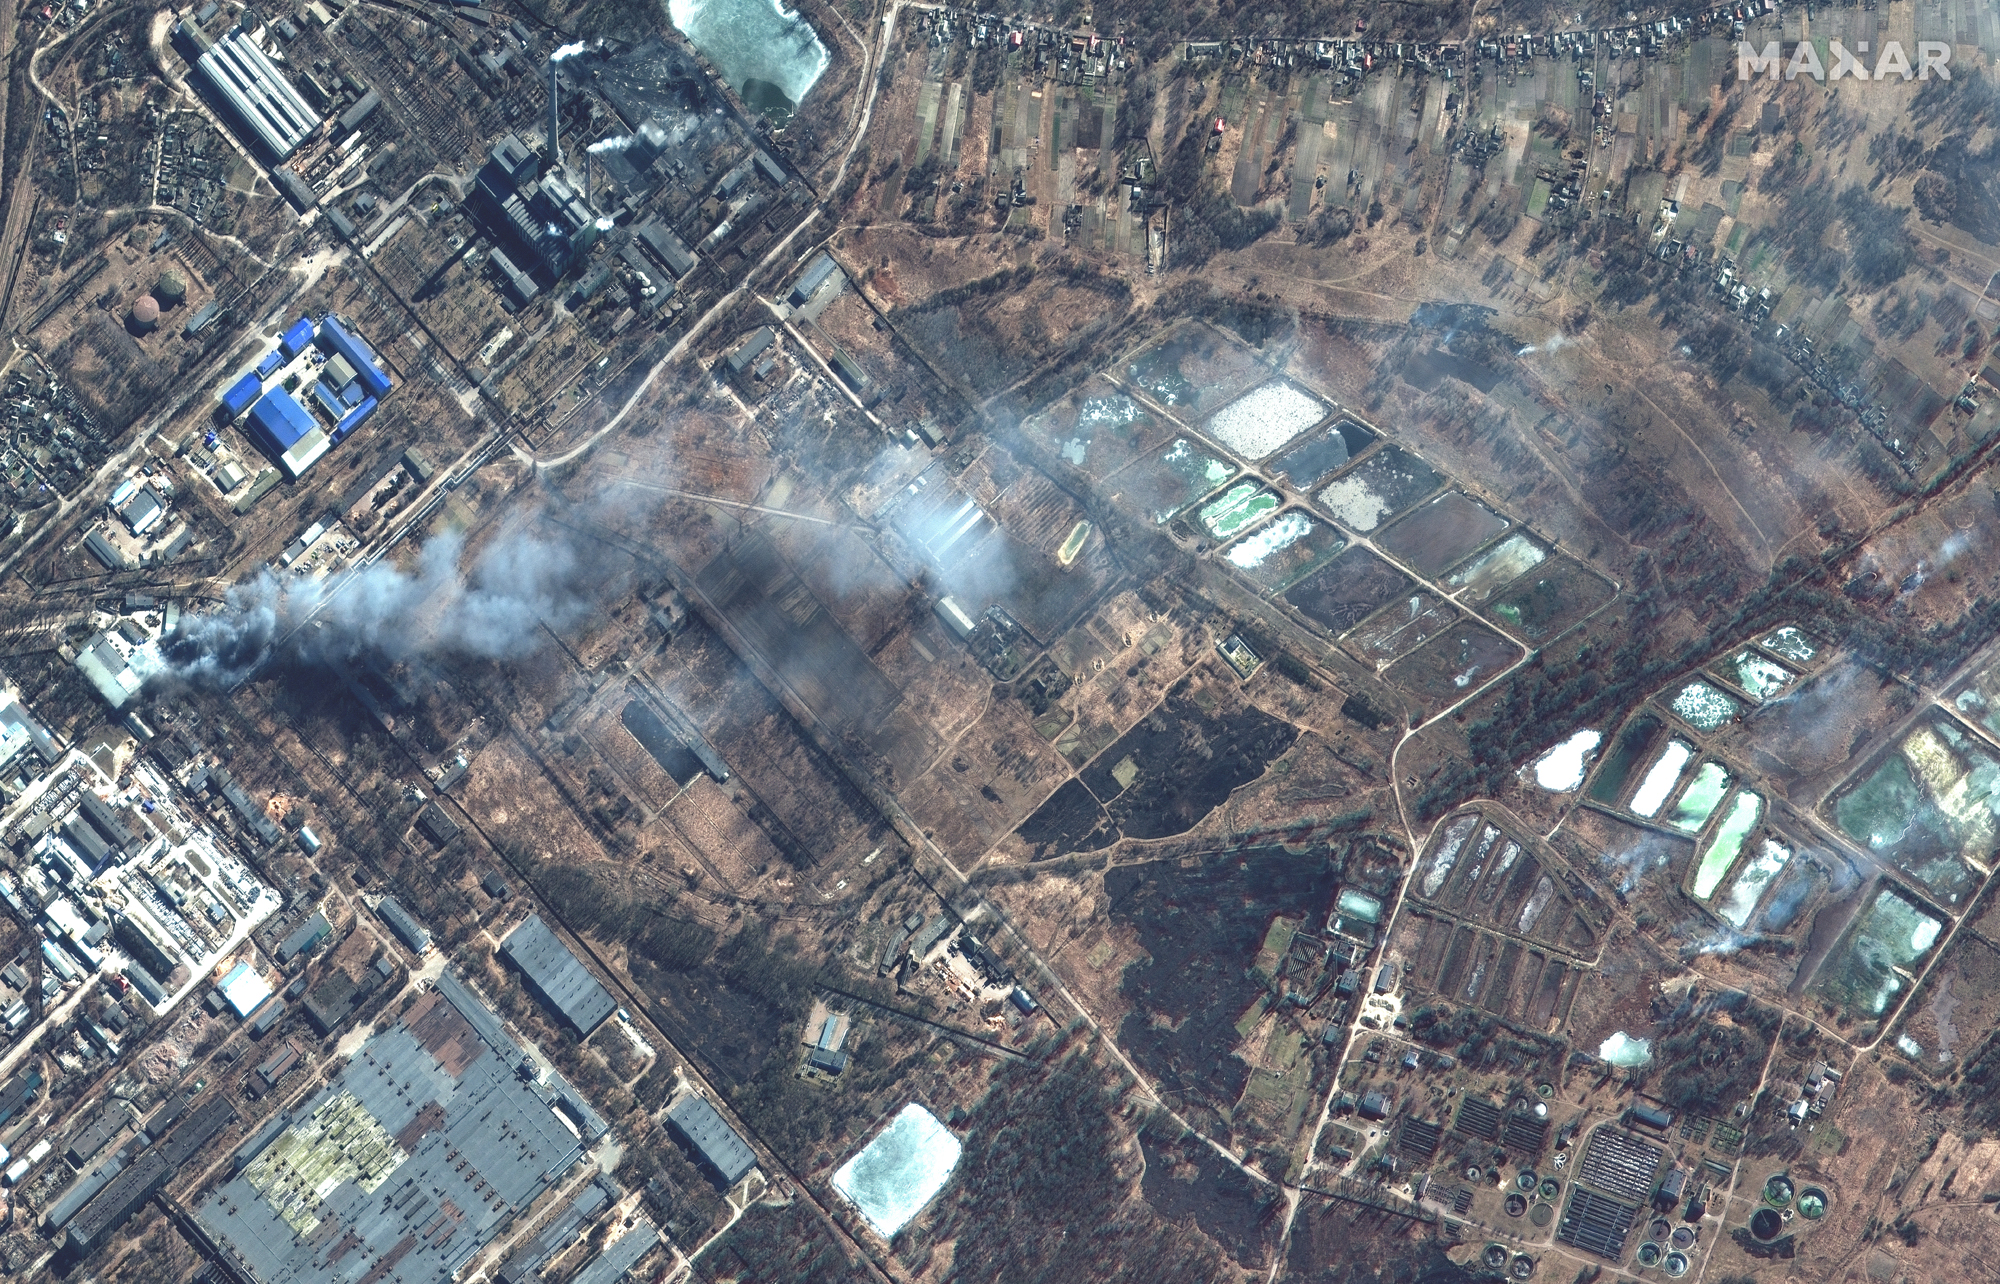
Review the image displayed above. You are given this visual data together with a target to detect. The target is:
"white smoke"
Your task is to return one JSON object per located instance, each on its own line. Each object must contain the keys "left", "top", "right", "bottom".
{"left": 157, "top": 523, "right": 594, "bottom": 689}
{"left": 588, "top": 135, "right": 636, "bottom": 155}
{"left": 550, "top": 40, "right": 594, "bottom": 61}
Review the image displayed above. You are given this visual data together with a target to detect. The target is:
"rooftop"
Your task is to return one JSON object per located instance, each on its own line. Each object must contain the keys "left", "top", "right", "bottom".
{"left": 499, "top": 914, "right": 617, "bottom": 1036}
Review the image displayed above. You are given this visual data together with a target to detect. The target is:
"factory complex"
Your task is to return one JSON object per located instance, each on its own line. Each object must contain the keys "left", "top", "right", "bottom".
{"left": 218, "top": 314, "right": 395, "bottom": 478}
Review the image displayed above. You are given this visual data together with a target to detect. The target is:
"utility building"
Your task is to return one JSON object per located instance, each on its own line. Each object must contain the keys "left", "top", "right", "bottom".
{"left": 197, "top": 28, "right": 322, "bottom": 159}
{"left": 499, "top": 914, "right": 616, "bottom": 1036}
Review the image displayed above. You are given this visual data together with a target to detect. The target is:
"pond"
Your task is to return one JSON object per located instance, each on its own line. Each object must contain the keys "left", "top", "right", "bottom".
{"left": 1714, "top": 649, "right": 1796, "bottom": 701}
{"left": 1832, "top": 714, "right": 1997, "bottom": 905}
{"left": 1760, "top": 625, "right": 1819, "bottom": 665}
{"left": 1814, "top": 884, "right": 1944, "bottom": 1017}
{"left": 1670, "top": 679, "right": 1741, "bottom": 731}
{"left": 669, "top": 0, "right": 829, "bottom": 117}
{"left": 1691, "top": 792, "right": 1762, "bottom": 899}
{"left": 1532, "top": 729, "right": 1601, "bottom": 792}
{"left": 832, "top": 1103, "right": 963, "bottom": 1238}
{"left": 1197, "top": 482, "right": 1280, "bottom": 540}
{"left": 1204, "top": 381, "right": 1328, "bottom": 458}
{"left": 1629, "top": 740, "right": 1694, "bottom": 818}
{"left": 1664, "top": 761, "right": 1731, "bottom": 834}
{"left": 1716, "top": 839, "right": 1791, "bottom": 927}
{"left": 1598, "top": 1032, "right": 1652, "bottom": 1067}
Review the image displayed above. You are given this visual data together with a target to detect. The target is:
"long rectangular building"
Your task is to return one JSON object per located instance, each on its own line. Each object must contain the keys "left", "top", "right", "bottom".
{"left": 198, "top": 29, "right": 322, "bottom": 159}
{"left": 498, "top": 914, "right": 616, "bottom": 1037}
{"left": 665, "top": 1093, "right": 755, "bottom": 1187}
{"left": 199, "top": 973, "right": 597, "bottom": 1284}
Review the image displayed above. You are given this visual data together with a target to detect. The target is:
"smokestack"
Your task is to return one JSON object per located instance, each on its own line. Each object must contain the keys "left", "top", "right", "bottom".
{"left": 548, "top": 63, "right": 561, "bottom": 168}
{"left": 584, "top": 147, "right": 593, "bottom": 210}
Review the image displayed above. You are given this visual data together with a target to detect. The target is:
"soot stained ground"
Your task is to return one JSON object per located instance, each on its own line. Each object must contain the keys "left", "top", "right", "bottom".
{"left": 1079, "top": 679, "right": 1300, "bottom": 839}
{"left": 1106, "top": 849, "right": 1340, "bottom": 1135}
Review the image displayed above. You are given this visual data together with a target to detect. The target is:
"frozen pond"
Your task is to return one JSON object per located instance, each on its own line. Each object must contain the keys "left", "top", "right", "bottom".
{"left": 1717, "top": 839, "right": 1791, "bottom": 928}
{"left": 1670, "top": 679, "right": 1741, "bottom": 731}
{"left": 1205, "top": 382, "right": 1328, "bottom": 458}
{"left": 1816, "top": 886, "right": 1944, "bottom": 1017}
{"left": 1598, "top": 1032, "right": 1653, "bottom": 1067}
{"left": 1421, "top": 815, "right": 1480, "bottom": 898}
{"left": 1058, "top": 393, "right": 1143, "bottom": 466}
{"left": 1628, "top": 740, "right": 1694, "bottom": 817}
{"left": 1315, "top": 446, "right": 1441, "bottom": 531}
{"left": 1714, "top": 649, "right": 1795, "bottom": 701}
{"left": 832, "top": 1103, "right": 962, "bottom": 1238}
{"left": 1760, "top": 626, "right": 1819, "bottom": 665}
{"left": 669, "top": 0, "right": 829, "bottom": 115}
{"left": 1532, "top": 729, "right": 1602, "bottom": 791}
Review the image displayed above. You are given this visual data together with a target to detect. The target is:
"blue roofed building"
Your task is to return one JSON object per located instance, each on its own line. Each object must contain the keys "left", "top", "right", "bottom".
{"left": 319, "top": 315, "right": 392, "bottom": 398}
{"left": 334, "top": 395, "right": 377, "bottom": 441}
{"left": 220, "top": 372, "right": 262, "bottom": 419}
{"left": 246, "top": 389, "right": 330, "bottom": 478}
{"left": 279, "top": 316, "right": 315, "bottom": 358}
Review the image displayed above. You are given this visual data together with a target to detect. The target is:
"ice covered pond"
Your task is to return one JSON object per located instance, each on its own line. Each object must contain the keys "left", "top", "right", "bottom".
{"left": 1205, "top": 382, "right": 1327, "bottom": 458}
{"left": 1532, "top": 730, "right": 1601, "bottom": 791}
{"left": 832, "top": 1103, "right": 962, "bottom": 1238}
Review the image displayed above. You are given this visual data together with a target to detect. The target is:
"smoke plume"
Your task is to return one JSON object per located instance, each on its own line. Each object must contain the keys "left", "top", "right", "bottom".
{"left": 550, "top": 40, "right": 596, "bottom": 61}
{"left": 157, "top": 523, "right": 594, "bottom": 689}
{"left": 588, "top": 135, "right": 637, "bottom": 155}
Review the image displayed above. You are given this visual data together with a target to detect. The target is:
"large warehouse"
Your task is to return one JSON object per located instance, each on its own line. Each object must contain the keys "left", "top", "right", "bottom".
{"left": 198, "top": 973, "right": 602, "bottom": 1284}
{"left": 499, "top": 914, "right": 617, "bottom": 1037}
{"left": 196, "top": 28, "right": 322, "bottom": 160}
{"left": 223, "top": 314, "right": 395, "bottom": 478}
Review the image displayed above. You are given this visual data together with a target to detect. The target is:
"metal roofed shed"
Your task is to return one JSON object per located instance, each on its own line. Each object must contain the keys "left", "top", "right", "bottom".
{"left": 787, "top": 251, "right": 839, "bottom": 306}
{"left": 221, "top": 371, "right": 262, "bottom": 418}
{"left": 319, "top": 315, "right": 393, "bottom": 397}
{"left": 665, "top": 1093, "right": 756, "bottom": 1187}
{"left": 197, "top": 28, "right": 323, "bottom": 159}
{"left": 375, "top": 896, "right": 431, "bottom": 953}
{"left": 279, "top": 316, "right": 315, "bottom": 357}
{"left": 219, "top": 961, "right": 274, "bottom": 1018}
{"left": 499, "top": 914, "right": 617, "bottom": 1036}
{"left": 725, "top": 326, "right": 775, "bottom": 375}
{"left": 247, "top": 389, "right": 330, "bottom": 478}
{"left": 635, "top": 221, "right": 696, "bottom": 279}
{"left": 276, "top": 911, "right": 331, "bottom": 963}
{"left": 336, "top": 87, "right": 380, "bottom": 133}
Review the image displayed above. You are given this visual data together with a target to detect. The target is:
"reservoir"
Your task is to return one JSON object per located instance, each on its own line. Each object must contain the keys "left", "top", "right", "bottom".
{"left": 668, "top": 0, "right": 830, "bottom": 117}
{"left": 833, "top": 1103, "right": 962, "bottom": 1238}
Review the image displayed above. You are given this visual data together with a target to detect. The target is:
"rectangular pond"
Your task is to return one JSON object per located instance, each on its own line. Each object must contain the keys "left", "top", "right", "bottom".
{"left": 832, "top": 1103, "right": 963, "bottom": 1239}
{"left": 1271, "top": 418, "right": 1377, "bottom": 489}
{"left": 1831, "top": 712, "right": 1998, "bottom": 907}
{"left": 1376, "top": 491, "right": 1509, "bottom": 577}
{"left": 1760, "top": 625, "right": 1820, "bottom": 666}
{"left": 1712, "top": 649, "right": 1797, "bottom": 702}
{"left": 1221, "top": 509, "right": 1347, "bottom": 594}
{"left": 1445, "top": 533, "right": 1547, "bottom": 602}
{"left": 1664, "top": 762, "right": 1731, "bottom": 834}
{"left": 1204, "top": 381, "right": 1329, "bottom": 458}
{"left": 1669, "top": 679, "right": 1742, "bottom": 732}
{"left": 1126, "top": 439, "right": 1238, "bottom": 524}
{"left": 1814, "top": 884, "right": 1945, "bottom": 1018}
{"left": 1315, "top": 445, "right": 1442, "bottom": 532}
{"left": 1690, "top": 791, "right": 1762, "bottom": 899}
{"left": 1283, "top": 546, "right": 1417, "bottom": 635}
{"left": 1716, "top": 839, "right": 1790, "bottom": 928}
{"left": 1197, "top": 482, "right": 1282, "bottom": 541}
{"left": 1628, "top": 739, "right": 1695, "bottom": 818}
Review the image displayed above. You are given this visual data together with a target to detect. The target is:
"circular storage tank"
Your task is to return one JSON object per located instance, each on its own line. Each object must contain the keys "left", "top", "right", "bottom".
{"left": 1798, "top": 1187, "right": 1828, "bottom": 1219}
{"left": 1765, "top": 1174, "right": 1795, "bottom": 1206}
{"left": 1648, "top": 1218, "right": 1671, "bottom": 1242}
{"left": 154, "top": 269, "right": 188, "bottom": 306}
{"left": 1510, "top": 1253, "right": 1536, "bottom": 1279}
{"left": 1504, "top": 1193, "right": 1528, "bottom": 1217}
{"left": 1750, "top": 1208, "right": 1784, "bottom": 1241}
{"left": 1671, "top": 1226, "right": 1697, "bottom": 1249}
{"left": 1536, "top": 1082, "right": 1554, "bottom": 1098}
{"left": 1663, "top": 1250, "right": 1690, "bottom": 1277}
{"left": 1517, "top": 1170, "right": 1539, "bottom": 1191}
{"left": 1466, "top": 1166, "right": 1482, "bottom": 1181}
{"left": 1534, "top": 1101, "right": 1549, "bottom": 1118}
{"left": 1539, "top": 1178, "right": 1561, "bottom": 1200}
{"left": 1529, "top": 1203, "right": 1554, "bottom": 1228}
{"left": 130, "top": 295, "right": 160, "bottom": 328}
{"left": 1636, "top": 1242, "right": 1662, "bottom": 1268}
{"left": 1483, "top": 1244, "right": 1509, "bottom": 1270}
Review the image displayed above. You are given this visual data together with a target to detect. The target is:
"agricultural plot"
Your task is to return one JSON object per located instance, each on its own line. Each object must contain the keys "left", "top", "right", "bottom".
{"left": 1830, "top": 711, "right": 2000, "bottom": 908}
{"left": 1482, "top": 557, "right": 1616, "bottom": 641}
{"left": 1270, "top": 418, "right": 1378, "bottom": 490}
{"left": 1315, "top": 446, "right": 1443, "bottom": 532}
{"left": 1220, "top": 510, "right": 1347, "bottom": 595}
{"left": 1383, "top": 620, "right": 1523, "bottom": 708}
{"left": 1283, "top": 547, "right": 1416, "bottom": 636}
{"left": 1375, "top": 492, "right": 1509, "bottom": 577}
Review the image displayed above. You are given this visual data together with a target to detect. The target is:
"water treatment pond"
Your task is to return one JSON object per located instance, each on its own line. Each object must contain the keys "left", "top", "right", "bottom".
{"left": 1197, "top": 482, "right": 1281, "bottom": 541}
{"left": 1832, "top": 712, "right": 1998, "bottom": 906}
{"left": 1376, "top": 491, "right": 1509, "bottom": 577}
{"left": 1690, "top": 791, "right": 1762, "bottom": 899}
{"left": 1814, "top": 884, "right": 1944, "bottom": 1017}
{"left": 1222, "top": 510, "right": 1346, "bottom": 594}
{"left": 1130, "top": 439, "right": 1237, "bottom": 524}
{"left": 1204, "top": 381, "right": 1328, "bottom": 458}
{"left": 1315, "top": 446, "right": 1441, "bottom": 531}
{"left": 1270, "top": 418, "right": 1377, "bottom": 489}
{"left": 832, "top": 1103, "right": 962, "bottom": 1238}
{"left": 1716, "top": 839, "right": 1791, "bottom": 928}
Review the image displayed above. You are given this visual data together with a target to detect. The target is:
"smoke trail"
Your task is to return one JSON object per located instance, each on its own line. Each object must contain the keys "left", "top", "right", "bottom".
{"left": 157, "top": 523, "right": 594, "bottom": 689}
{"left": 588, "top": 135, "right": 636, "bottom": 154}
{"left": 550, "top": 40, "right": 594, "bottom": 61}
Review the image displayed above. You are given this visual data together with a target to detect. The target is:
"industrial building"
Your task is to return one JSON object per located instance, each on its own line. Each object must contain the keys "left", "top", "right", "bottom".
{"left": 474, "top": 135, "right": 606, "bottom": 289}
{"left": 275, "top": 911, "right": 331, "bottom": 963}
{"left": 498, "top": 914, "right": 617, "bottom": 1037}
{"left": 376, "top": 896, "right": 431, "bottom": 954}
{"left": 571, "top": 1223, "right": 661, "bottom": 1284}
{"left": 495, "top": 1180, "right": 611, "bottom": 1284}
{"left": 725, "top": 326, "right": 775, "bottom": 376}
{"left": 194, "top": 27, "right": 323, "bottom": 160}
{"left": 230, "top": 314, "right": 394, "bottom": 479}
{"left": 197, "top": 972, "right": 602, "bottom": 1284}
{"left": 665, "top": 1092, "right": 756, "bottom": 1187}
{"left": 217, "top": 961, "right": 274, "bottom": 1018}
